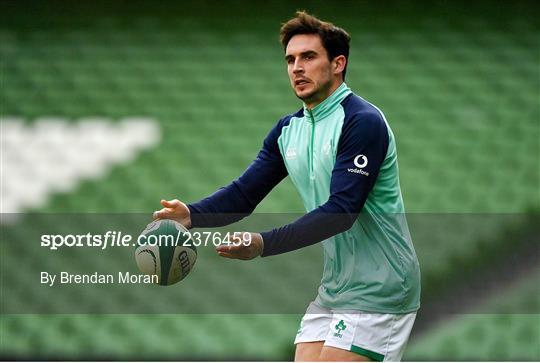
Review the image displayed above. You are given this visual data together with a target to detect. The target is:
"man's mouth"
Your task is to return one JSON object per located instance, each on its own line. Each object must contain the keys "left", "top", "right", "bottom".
{"left": 295, "top": 79, "right": 310, "bottom": 86}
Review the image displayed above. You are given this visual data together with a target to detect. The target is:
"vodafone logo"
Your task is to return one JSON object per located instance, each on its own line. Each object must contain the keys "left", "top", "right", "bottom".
{"left": 348, "top": 154, "right": 369, "bottom": 176}
{"left": 354, "top": 155, "right": 368, "bottom": 169}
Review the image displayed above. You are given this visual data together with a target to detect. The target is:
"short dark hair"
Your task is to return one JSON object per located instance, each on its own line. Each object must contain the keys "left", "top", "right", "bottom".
{"left": 280, "top": 11, "right": 351, "bottom": 79}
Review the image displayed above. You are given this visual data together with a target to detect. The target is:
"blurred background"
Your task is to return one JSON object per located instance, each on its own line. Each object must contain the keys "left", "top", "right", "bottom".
{"left": 1, "top": 0, "right": 539, "bottom": 360}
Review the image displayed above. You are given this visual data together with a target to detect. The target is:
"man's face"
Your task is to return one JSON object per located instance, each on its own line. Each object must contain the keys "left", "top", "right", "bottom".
{"left": 285, "top": 34, "right": 335, "bottom": 107}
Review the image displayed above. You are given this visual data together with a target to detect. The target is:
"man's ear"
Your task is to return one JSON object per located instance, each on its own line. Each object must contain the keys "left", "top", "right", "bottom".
{"left": 333, "top": 55, "right": 347, "bottom": 75}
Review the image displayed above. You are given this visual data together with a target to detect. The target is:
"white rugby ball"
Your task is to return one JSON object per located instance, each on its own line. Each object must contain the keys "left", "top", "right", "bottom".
{"left": 135, "top": 219, "right": 197, "bottom": 286}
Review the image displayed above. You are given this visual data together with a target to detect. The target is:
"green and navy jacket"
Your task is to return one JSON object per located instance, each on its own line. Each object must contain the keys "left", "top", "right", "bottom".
{"left": 189, "top": 83, "right": 421, "bottom": 313}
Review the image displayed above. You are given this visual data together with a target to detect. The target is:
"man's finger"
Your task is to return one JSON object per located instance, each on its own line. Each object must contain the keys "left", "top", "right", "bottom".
{"left": 217, "top": 251, "right": 239, "bottom": 259}
{"left": 215, "top": 244, "right": 229, "bottom": 252}
{"left": 160, "top": 199, "right": 180, "bottom": 208}
{"left": 216, "top": 244, "right": 240, "bottom": 252}
{"left": 153, "top": 207, "right": 175, "bottom": 220}
{"left": 153, "top": 209, "right": 166, "bottom": 220}
{"left": 216, "top": 242, "right": 246, "bottom": 252}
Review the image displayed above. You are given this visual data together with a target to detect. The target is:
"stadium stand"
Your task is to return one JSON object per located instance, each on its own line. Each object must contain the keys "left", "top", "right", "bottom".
{"left": 1, "top": 0, "right": 538, "bottom": 360}
{"left": 405, "top": 268, "right": 540, "bottom": 360}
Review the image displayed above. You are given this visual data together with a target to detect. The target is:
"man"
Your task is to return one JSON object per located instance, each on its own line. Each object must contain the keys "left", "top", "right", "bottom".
{"left": 154, "top": 11, "right": 420, "bottom": 362}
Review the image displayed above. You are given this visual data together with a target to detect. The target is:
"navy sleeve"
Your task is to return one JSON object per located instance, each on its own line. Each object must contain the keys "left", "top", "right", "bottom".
{"left": 260, "top": 110, "right": 389, "bottom": 257}
{"left": 187, "top": 116, "right": 291, "bottom": 227}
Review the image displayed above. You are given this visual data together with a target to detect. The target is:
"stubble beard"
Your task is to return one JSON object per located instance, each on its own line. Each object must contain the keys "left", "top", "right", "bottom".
{"left": 295, "top": 88, "right": 318, "bottom": 104}
{"left": 295, "top": 79, "right": 333, "bottom": 107}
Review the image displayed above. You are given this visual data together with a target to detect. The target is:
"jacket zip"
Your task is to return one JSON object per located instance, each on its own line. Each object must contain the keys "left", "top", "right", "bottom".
{"left": 307, "top": 109, "right": 316, "bottom": 180}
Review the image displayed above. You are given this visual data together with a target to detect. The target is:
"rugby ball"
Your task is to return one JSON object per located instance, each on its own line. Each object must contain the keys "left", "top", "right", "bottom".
{"left": 135, "top": 219, "right": 197, "bottom": 286}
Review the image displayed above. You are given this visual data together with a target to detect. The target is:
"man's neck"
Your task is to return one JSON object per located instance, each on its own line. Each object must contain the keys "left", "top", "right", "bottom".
{"left": 304, "top": 80, "right": 344, "bottom": 110}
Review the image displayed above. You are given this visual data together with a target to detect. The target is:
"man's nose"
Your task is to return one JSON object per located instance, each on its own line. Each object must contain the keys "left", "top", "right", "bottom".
{"left": 292, "top": 59, "right": 304, "bottom": 73}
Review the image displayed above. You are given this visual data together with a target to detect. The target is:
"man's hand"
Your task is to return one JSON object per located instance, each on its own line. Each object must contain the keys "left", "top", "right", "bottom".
{"left": 216, "top": 232, "right": 263, "bottom": 260}
{"left": 153, "top": 199, "right": 192, "bottom": 229}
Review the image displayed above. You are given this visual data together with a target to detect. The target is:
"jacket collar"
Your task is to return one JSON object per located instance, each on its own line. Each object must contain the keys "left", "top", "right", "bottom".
{"left": 303, "top": 82, "right": 351, "bottom": 122}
